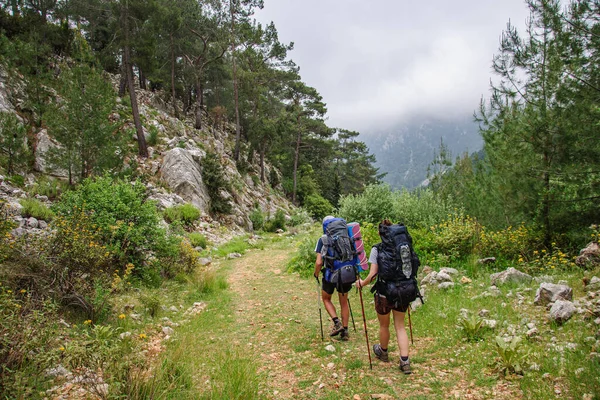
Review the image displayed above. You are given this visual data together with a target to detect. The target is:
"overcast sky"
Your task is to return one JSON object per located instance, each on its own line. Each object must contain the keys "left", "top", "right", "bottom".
{"left": 255, "top": 0, "right": 531, "bottom": 134}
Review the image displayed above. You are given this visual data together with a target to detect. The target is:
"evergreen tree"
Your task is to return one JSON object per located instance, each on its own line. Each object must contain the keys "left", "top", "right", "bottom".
{"left": 0, "top": 112, "right": 29, "bottom": 175}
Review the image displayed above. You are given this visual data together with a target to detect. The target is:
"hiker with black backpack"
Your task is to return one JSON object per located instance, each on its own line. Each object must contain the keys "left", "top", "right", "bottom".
{"left": 355, "top": 219, "right": 422, "bottom": 374}
{"left": 313, "top": 215, "right": 357, "bottom": 341}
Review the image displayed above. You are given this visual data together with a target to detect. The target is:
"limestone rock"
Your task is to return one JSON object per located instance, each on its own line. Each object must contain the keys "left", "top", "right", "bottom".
{"left": 534, "top": 283, "right": 573, "bottom": 306}
{"left": 549, "top": 300, "right": 576, "bottom": 324}
{"left": 160, "top": 147, "right": 210, "bottom": 212}
{"left": 584, "top": 276, "right": 600, "bottom": 293}
{"left": 576, "top": 242, "right": 600, "bottom": 268}
{"left": 490, "top": 267, "right": 532, "bottom": 286}
{"left": 33, "top": 129, "right": 67, "bottom": 177}
{"left": 438, "top": 282, "right": 454, "bottom": 290}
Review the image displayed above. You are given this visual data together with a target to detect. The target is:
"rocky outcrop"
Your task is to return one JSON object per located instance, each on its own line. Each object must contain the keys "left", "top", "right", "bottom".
{"left": 534, "top": 283, "right": 573, "bottom": 306}
{"left": 160, "top": 147, "right": 210, "bottom": 212}
{"left": 33, "top": 129, "right": 67, "bottom": 177}
{"left": 549, "top": 300, "right": 576, "bottom": 324}
{"left": 490, "top": 267, "right": 532, "bottom": 286}
{"left": 576, "top": 242, "right": 600, "bottom": 268}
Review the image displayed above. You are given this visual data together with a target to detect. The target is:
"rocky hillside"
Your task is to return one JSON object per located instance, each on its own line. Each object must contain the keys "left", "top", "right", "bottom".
{"left": 0, "top": 66, "right": 295, "bottom": 237}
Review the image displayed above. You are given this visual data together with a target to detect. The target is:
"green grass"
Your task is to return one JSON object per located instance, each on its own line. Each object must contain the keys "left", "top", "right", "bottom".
{"left": 19, "top": 197, "right": 54, "bottom": 221}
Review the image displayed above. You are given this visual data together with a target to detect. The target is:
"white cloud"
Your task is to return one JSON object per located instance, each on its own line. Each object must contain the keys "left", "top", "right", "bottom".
{"left": 255, "top": 0, "right": 531, "bottom": 133}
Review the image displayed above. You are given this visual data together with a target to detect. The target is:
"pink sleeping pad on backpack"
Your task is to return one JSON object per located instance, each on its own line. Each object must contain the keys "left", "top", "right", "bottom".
{"left": 348, "top": 222, "right": 369, "bottom": 272}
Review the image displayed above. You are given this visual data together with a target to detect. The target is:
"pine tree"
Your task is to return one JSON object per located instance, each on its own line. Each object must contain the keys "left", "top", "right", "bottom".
{"left": 0, "top": 112, "right": 29, "bottom": 175}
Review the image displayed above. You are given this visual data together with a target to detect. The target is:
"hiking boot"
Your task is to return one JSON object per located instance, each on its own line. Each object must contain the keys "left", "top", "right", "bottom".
{"left": 400, "top": 358, "right": 412, "bottom": 375}
{"left": 329, "top": 320, "right": 343, "bottom": 337}
{"left": 373, "top": 344, "right": 389, "bottom": 362}
{"left": 339, "top": 328, "right": 349, "bottom": 341}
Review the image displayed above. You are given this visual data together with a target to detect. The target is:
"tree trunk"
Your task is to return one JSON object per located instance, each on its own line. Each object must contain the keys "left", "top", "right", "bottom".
{"left": 542, "top": 151, "right": 551, "bottom": 246}
{"left": 138, "top": 68, "right": 146, "bottom": 90}
{"left": 292, "top": 117, "right": 301, "bottom": 204}
{"left": 194, "top": 79, "right": 202, "bottom": 130}
{"left": 259, "top": 142, "right": 265, "bottom": 183}
{"left": 231, "top": 0, "right": 241, "bottom": 161}
{"left": 122, "top": 9, "right": 148, "bottom": 158}
{"left": 170, "top": 34, "right": 179, "bottom": 118}
{"left": 118, "top": 64, "right": 127, "bottom": 97}
{"left": 10, "top": 0, "right": 20, "bottom": 16}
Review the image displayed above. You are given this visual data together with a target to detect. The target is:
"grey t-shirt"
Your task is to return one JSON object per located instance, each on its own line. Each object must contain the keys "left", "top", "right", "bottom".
{"left": 368, "top": 246, "right": 378, "bottom": 265}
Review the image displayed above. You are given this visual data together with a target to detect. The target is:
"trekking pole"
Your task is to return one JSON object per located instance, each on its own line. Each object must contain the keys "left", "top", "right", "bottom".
{"left": 315, "top": 276, "right": 324, "bottom": 341}
{"left": 408, "top": 307, "right": 414, "bottom": 345}
{"left": 357, "top": 284, "right": 373, "bottom": 370}
{"left": 348, "top": 296, "right": 356, "bottom": 332}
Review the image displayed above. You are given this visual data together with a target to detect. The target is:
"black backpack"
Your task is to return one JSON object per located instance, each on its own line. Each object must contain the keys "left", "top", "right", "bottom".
{"left": 373, "top": 223, "right": 422, "bottom": 307}
{"left": 321, "top": 218, "right": 357, "bottom": 287}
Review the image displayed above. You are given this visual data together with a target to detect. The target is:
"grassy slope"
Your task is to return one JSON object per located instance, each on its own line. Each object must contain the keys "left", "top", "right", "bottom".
{"left": 149, "top": 233, "right": 600, "bottom": 399}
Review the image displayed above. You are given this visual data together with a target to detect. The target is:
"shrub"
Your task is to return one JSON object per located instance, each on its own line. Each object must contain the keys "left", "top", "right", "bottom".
{"left": 163, "top": 203, "right": 201, "bottom": 226}
{"left": 19, "top": 198, "right": 54, "bottom": 221}
{"left": 201, "top": 152, "right": 232, "bottom": 214}
{"left": 430, "top": 213, "right": 480, "bottom": 260}
{"left": 140, "top": 294, "right": 161, "bottom": 318}
{"left": 188, "top": 232, "right": 208, "bottom": 249}
{"left": 289, "top": 208, "right": 312, "bottom": 227}
{"left": 287, "top": 237, "right": 317, "bottom": 278}
{"left": 264, "top": 209, "right": 286, "bottom": 232}
{"left": 338, "top": 184, "right": 394, "bottom": 224}
{"left": 52, "top": 176, "right": 166, "bottom": 267}
{"left": 7, "top": 174, "right": 25, "bottom": 188}
{"left": 29, "top": 176, "right": 68, "bottom": 200}
{"left": 147, "top": 125, "right": 159, "bottom": 146}
{"left": 392, "top": 188, "right": 450, "bottom": 229}
{"left": 458, "top": 314, "right": 485, "bottom": 342}
{"left": 303, "top": 194, "right": 333, "bottom": 220}
{"left": 478, "top": 224, "right": 542, "bottom": 261}
{"left": 249, "top": 209, "right": 264, "bottom": 231}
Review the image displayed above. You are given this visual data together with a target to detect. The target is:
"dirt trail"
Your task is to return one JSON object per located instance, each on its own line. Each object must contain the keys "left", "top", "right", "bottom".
{"left": 225, "top": 244, "right": 523, "bottom": 399}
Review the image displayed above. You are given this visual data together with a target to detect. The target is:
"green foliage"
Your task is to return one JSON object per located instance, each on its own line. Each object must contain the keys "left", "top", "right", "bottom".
{"left": 286, "top": 236, "right": 317, "bottom": 278}
{"left": 201, "top": 152, "right": 232, "bottom": 215}
{"left": 0, "top": 289, "right": 62, "bottom": 397}
{"left": 147, "top": 125, "right": 159, "bottom": 146}
{"left": 264, "top": 209, "right": 286, "bottom": 232}
{"left": 6, "top": 174, "right": 24, "bottom": 187}
{"left": 187, "top": 232, "right": 208, "bottom": 249}
{"left": 430, "top": 214, "right": 480, "bottom": 260}
{"left": 140, "top": 294, "right": 161, "bottom": 318}
{"left": 19, "top": 198, "right": 54, "bottom": 221}
{"left": 0, "top": 112, "right": 30, "bottom": 175}
{"left": 289, "top": 208, "right": 313, "bottom": 227}
{"left": 29, "top": 176, "right": 68, "bottom": 200}
{"left": 493, "top": 336, "right": 526, "bottom": 376}
{"left": 52, "top": 176, "right": 167, "bottom": 268}
{"left": 249, "top": 208, "right": 264, "bottom": 231}
{"left": 44, "top": 61, "right": 126, "bottom": 185}
{"left": 303, "top": 193, "right": 333, "bottom": 220}
{"left": 338, "top": 184, "right": 394, "bottom": 224}
{"left": 478, "top": 224, "right": 542, "bottom": 261}
{"left": 163, "top": 203, "right": 201, "bottom": 226}
{"left": 458, "top": 314, "right": 485, "bottom": 342}
{"left": 392, "top": 188, "right": 450, "bottom": 228}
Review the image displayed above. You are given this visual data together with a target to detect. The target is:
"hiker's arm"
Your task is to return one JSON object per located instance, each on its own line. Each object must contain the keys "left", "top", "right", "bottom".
{"left": 356, "top": 263, "right": 378, "bottom": 288}
{"left": 313, "top": 253, "right": 323, "bottom": 278}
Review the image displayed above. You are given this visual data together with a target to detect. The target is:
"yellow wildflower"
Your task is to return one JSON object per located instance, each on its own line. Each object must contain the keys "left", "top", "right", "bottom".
{"left": 118, "top": 314, "right": 126, "bottom": 319}
{"left": 84, "top": 320, "right": 92, "bottom": 325}
{"left": 139, "top": 333, "right": 147, "bottom": 339}
{"left": 20, "top": 289, "right": 26, "bottom": 294}
{"left": 59, "top": 346, "right": 65, "bottom": 352}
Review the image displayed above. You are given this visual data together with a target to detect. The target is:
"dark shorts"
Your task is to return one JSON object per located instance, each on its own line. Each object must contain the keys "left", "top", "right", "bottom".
{"left": 322, "top": 279, "right": 353, "bottom": 295}
{"left": 375, "top": 294, "right": 409, "bottom": 314}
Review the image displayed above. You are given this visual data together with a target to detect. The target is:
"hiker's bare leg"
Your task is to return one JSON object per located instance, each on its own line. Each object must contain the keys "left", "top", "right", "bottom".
{"left": 322, "top": 290, "right": 337, "bottom": 319}
{"left": 393, "top": 310, "right": 409, "bottom": 357}
{"left": 377, "top": 312, "right": 391, "bottom": 349}
{"left": 338, "top": 292, "right": 349, "bottom": 327}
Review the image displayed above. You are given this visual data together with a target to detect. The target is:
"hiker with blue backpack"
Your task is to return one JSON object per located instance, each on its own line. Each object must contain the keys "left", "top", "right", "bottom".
{"left": 313, "top": 215, "right": 358, "bottom": 341}
{"left": 355, "top": 219, "right": 422, "bottom": 374}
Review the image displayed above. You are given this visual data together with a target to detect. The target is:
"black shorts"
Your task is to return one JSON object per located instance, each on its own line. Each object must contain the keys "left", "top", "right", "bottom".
{"left": 322, "top": 279, "right": 353, "bottom": 295}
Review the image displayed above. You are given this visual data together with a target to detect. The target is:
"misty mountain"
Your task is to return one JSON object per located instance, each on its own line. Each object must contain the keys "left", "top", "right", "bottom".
{"left": 362, "top": 118, "right": 483, "bottom": 189}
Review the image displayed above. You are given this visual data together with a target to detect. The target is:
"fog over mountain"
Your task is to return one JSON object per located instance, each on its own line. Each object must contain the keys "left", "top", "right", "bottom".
{"left": 363, "top": 117, "right": 482, "bottom": 189}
